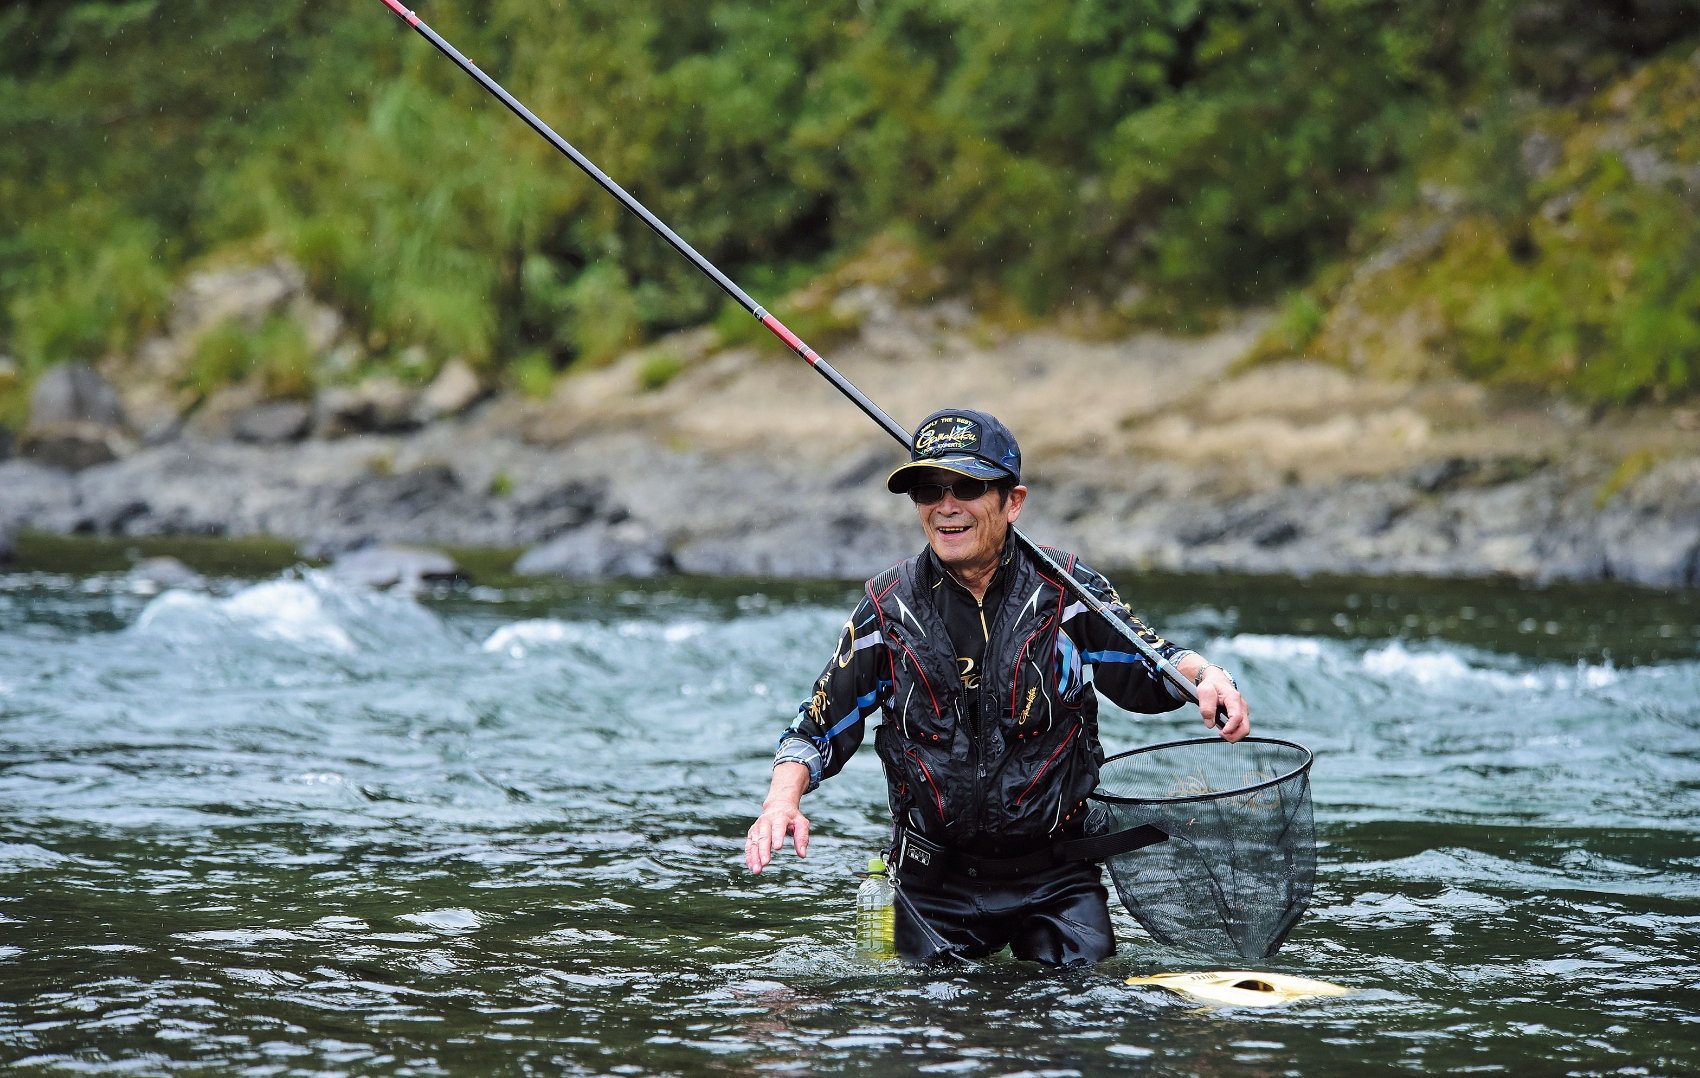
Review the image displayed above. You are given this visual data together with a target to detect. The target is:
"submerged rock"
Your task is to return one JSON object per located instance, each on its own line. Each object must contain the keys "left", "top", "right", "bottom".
{"left": 330, "top": 545, "right": 459, "bottom": 589}
{"left": 515, "top": 522, "right": 672, "bottom": 580}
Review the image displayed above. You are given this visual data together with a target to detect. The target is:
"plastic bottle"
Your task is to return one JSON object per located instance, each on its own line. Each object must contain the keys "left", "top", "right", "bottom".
{"left": 856, "top": 856, "right": 896, "bottom": 962}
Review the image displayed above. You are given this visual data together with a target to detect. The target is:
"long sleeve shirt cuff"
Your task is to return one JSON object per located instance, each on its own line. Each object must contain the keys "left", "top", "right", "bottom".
{"left": 1162, "top": 650, "right": 1197, "bottom": 700}
{"left": 774, "top": 736, "right": 823, "bottom": 793}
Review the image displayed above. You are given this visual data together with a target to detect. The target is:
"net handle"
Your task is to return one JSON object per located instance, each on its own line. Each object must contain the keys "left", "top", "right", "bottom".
{"left": 1090, "top": 736, "right": 1314, "bottom": 805}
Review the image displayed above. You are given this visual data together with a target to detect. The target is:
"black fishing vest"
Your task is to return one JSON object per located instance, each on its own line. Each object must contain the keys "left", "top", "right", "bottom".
{"left": 867, "top": 546, "right": 1104, "bottom": 858}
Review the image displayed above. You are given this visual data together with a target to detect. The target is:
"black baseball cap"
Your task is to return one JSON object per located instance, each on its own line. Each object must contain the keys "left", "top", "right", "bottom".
{"left": 886, "top": 408, "right": 1022, "bottom": 493}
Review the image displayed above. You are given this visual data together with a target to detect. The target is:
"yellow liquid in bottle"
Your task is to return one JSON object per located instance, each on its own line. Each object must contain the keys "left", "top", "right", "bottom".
{"left": 856, "top": 862, "right": 896, "bottom": 962}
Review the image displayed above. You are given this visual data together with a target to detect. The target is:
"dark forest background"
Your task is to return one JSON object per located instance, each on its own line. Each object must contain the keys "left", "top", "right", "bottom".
{"left": 3, "top": 0, "right": 1698, "bottom": 418}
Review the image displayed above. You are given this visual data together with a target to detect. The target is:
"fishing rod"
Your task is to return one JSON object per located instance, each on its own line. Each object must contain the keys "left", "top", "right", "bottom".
{"left": 375, "top": 0, "right": 1223, "bottom": 724}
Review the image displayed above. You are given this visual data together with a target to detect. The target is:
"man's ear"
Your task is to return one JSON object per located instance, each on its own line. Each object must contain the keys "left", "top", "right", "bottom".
{"left": 1005, "top": 485, "right": 1027, "bottom": 522}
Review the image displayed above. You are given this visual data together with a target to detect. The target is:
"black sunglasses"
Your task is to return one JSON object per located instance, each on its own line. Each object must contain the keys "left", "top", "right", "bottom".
{"left": 908, "top": 478, "right": 995, "bottom": 505}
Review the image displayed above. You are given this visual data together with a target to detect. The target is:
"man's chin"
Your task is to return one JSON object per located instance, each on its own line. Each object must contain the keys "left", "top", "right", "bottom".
{"left": 930, "top": 534, "right": 976, "bottom": 559}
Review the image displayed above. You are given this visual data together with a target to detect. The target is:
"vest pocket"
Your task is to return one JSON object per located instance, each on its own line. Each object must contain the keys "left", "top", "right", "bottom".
{"left": 883, "top": 627, "right": 956, "bottom": 743}
{"left": 1005, "top": 654, "right": 1057, "bottom": 732}
{"left": 875, "top": 722, "right": 951, "bottom": 828}
{"left": 1004, "top": 720, "right": 1096, "bottom": 835}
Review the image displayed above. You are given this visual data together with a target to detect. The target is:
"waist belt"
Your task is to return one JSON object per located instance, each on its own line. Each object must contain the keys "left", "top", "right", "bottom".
{"left": 894, "top": 824, "right": 1167, "bottom": 885}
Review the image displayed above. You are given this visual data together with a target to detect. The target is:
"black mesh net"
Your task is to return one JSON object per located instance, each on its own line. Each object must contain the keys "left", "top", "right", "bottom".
{"left": 1091, "top": 737, "right": 1315, "bottom": 960}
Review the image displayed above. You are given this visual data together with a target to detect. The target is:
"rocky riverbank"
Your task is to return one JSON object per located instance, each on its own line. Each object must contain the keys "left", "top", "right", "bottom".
{"left": 4, "top": 261, "right": 1700, "bottom": 586}
{"left": 4, "top": 324, "right": 1700, "bottom": 588}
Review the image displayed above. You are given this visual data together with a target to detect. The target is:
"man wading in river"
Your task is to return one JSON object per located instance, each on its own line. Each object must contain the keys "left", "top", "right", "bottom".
{"left": 744, "top": 409, "right": 1251, "bottom": 965}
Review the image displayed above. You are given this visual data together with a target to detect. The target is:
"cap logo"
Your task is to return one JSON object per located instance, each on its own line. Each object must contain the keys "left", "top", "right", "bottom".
{"left": 914, "top": 415, "right": 979, "bottom": 458}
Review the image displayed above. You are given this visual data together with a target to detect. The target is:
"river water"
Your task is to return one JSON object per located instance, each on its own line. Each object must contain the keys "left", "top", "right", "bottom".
{"left": 1, "top": 551, "right": 1697, "bottom": 1076}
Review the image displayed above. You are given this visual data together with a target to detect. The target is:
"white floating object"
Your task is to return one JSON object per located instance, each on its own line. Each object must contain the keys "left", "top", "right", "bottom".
{"left": 1126, "top": 970, "right": 1349, "bottom": 1007}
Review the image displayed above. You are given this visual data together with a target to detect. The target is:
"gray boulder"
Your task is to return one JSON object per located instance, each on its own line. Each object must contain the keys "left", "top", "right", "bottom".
{"left": 232, "top": 401, "right": 313, "bottom": 444}
{"left": 21, "top": 423, "right": 122, "bottom": 471}
{"left": 314, "top": 378, "right": 421, "bottom": 438}
{"left": 22, "top": 363, "right": 129, "bottom": 471}
{"left": 414, "top": 359, "right": 486, "bottom": 423}
{"left": 325, "top": 464, "right": 464, "bottom": 528}
{"left": 330, "top": 545, "right": 460, "bottom": 589}
{"left": 672, "top": 514, "right": 913, "bottom": 578}
{"left": 515, "top": 521, "right": 673, "bottom": 579}
{"left": 171, "top": 260, "right": 305, "bottom": 340}
{"left": 1596, "top": 459, "right": 1700, "bottom": 586}
{"left": 513, "top": 480, "right": 606, "bottom": 538}
{"left": 29, "top": 362, "right": 125, "bottom": 429}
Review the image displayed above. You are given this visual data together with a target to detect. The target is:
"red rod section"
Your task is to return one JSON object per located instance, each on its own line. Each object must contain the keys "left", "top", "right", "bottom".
{"left": 759, "top": 314, "right": 818, "bottom": 365}
{"left": 379, "top": 0, "right": 418, "bottom": 26}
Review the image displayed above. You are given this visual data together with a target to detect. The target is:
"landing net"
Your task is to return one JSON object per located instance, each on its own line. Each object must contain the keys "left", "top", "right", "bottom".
{"left": 1092, "top": 737, "right": 1315, "bottom": 960}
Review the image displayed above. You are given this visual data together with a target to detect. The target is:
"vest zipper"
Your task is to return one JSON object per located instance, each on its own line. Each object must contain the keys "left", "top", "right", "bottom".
{"left": 970, "top": 588, "right": 994, "bottom": 843}
{"left": 979, "top": 584, "right": 992, "bottom": 775}
{"left": 975, "top": 589, "right": 992, "bottom": 752}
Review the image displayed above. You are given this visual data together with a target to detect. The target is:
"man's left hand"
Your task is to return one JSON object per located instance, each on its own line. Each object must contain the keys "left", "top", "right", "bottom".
{"left": 1197, "top": 668, "right": 1249, "bottom": 742}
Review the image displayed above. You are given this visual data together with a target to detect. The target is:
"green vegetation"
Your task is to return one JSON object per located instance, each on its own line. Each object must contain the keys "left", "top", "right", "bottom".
{"left": 510, "top": 350, "right": 559, "bottom": 399}
{"left": 1272, "top": 49, "right": 1700, "bottom": 405}
{"left": 9, "top": 530, "right": 319, "bottom": 577}
{"left": 3, "top": 0, "right": 1698, "bottom": 420}
{"left": 188, "top": 315, "right": 314, "bottom": 399}
{"left": 635, "top": 351, "right": 684, "bottom": 392}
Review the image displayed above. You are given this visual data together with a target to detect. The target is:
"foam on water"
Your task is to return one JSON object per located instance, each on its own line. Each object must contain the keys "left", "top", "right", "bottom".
{"left": 0, "top": 842, "right": 70, "bottom": 867}
{"left": 131, "top": 570, "right": 454, "bottom": 656}
{"left": 137, "top": 579, "right": 356, "bottom": 652}
{"left": 484, "top": 617, "right": 710, "bottom": 657}
{"left": 482, "top": 618, "right": 584, "bottom": 655}
{"left": 1360, "top": 638, "right": 1480, "bottom": 683}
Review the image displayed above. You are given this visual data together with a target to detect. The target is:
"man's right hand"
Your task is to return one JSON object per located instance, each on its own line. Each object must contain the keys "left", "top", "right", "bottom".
{"left": 745, "top": 761, "right": 811, "bottom": 874}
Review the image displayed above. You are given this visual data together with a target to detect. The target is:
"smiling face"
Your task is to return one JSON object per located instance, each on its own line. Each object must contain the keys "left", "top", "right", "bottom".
{"left": 913, "top": 467, "right": 1027, "bottom": 577}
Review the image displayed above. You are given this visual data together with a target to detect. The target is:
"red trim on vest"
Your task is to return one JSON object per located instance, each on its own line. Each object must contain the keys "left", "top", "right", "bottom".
{"left": 906, "top": 750, "right": 946, "bottom": 820}
{"left": 1015, "top": 723, "right": 1079, "bottom": 806}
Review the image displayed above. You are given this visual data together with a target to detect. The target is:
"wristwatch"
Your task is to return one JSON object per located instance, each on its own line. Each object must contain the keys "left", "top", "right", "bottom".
{"left": 1194, "top": 663, "right": 1238, "bottom": 690}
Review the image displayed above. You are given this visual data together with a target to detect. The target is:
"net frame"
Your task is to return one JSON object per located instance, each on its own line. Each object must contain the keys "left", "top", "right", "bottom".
{"left": 1090, "top": 736, "right": 1316, "bottom": 960}
{"left": 1091, "top": 736, "right": 1314, "bottom": 805}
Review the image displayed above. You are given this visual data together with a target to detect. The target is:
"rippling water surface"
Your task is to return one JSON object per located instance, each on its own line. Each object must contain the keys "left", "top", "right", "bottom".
{"left": 1, "top": 552, "right": 1697, "bottom": 1076}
